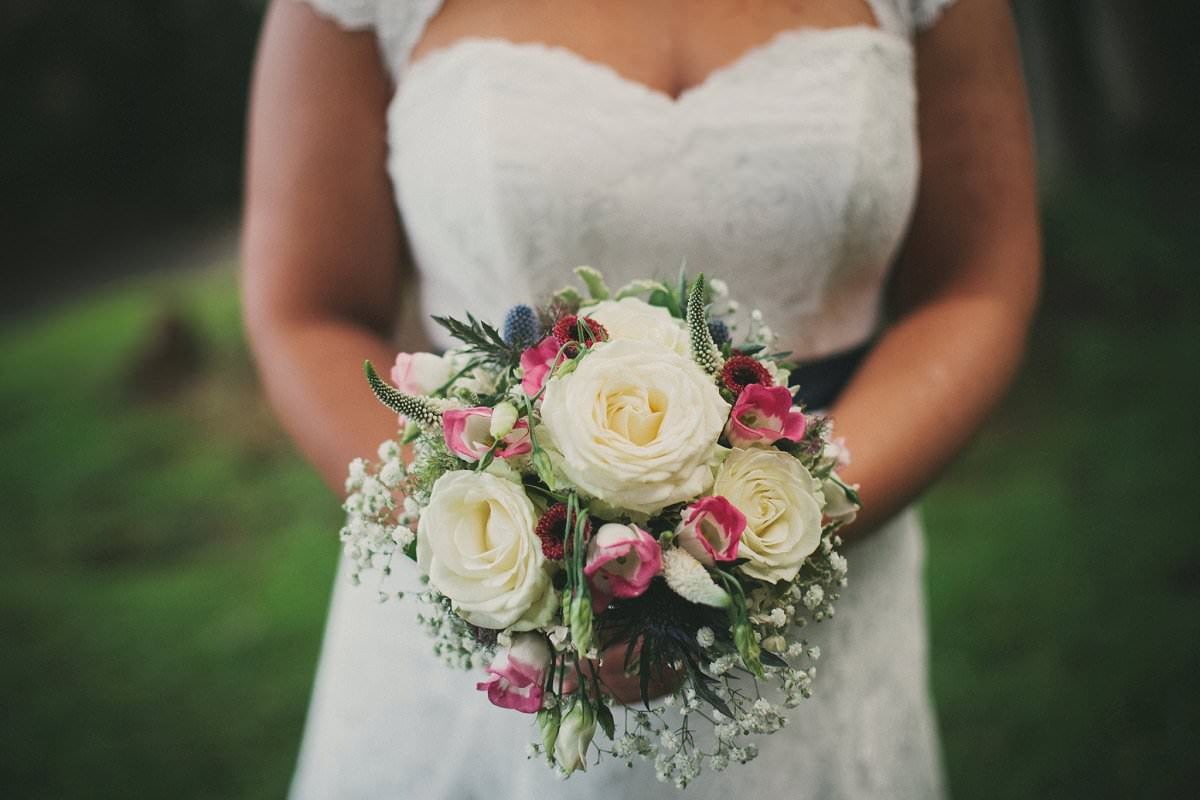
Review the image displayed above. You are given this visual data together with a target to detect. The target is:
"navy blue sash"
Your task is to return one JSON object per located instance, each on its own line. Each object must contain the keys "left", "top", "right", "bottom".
{"left": 788, "top": 341, "right": 871, "bottom": 410}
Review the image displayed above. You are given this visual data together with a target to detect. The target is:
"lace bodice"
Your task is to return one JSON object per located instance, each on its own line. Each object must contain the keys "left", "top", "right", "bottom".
{"left": 302, "top": 0, "right": 957, "bottom": 358}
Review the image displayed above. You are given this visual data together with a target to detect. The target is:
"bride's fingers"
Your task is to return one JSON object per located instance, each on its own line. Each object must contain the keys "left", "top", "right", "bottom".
{"left": 586, "top": 644, "right": 682, "bottom": 705}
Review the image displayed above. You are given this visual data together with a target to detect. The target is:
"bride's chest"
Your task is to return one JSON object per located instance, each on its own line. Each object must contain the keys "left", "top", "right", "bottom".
{"left": 386, "top": 29, "right": 919, "bottom": 267}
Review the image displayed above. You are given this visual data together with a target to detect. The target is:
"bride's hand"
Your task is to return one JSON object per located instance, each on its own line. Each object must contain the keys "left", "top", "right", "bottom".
{"left": 580, "top": 640, "right": 683, "bottom": 706}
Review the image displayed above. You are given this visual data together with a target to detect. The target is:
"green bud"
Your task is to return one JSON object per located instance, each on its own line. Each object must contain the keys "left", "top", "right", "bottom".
{"left": 568, "top": 589, "right": 594, "bottom": 655}
{"left": 489, "top": 401, "right": 519, "bottom": 439}
{"left": 532, "top": 450, "right": 559, "bottom": 490}
{"left": 734, "top": 622, "right": 764, "bottom": 678}
{"left": 537, "top": 705, "right": 561, "bottom": 761}
{"left": 554, "top": 699, "right": 596, "bottom": 776}
{"left": 554, "top": 356, "right": 580, "bottom": 379}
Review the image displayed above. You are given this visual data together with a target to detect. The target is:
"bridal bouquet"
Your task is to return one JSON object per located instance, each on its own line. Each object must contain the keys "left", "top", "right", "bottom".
{"left": 340, "top": 269, "right": 857, "bottom": 787}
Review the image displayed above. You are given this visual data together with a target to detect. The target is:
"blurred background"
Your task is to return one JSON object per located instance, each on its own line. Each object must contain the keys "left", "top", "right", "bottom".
{"left": 2, "top": 1, "right": 1197, "bottom": 797}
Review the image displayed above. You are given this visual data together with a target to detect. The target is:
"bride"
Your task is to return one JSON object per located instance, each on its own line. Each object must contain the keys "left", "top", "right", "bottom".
{"left": 241, "top": 0, "right": 1040, "bottom": 797}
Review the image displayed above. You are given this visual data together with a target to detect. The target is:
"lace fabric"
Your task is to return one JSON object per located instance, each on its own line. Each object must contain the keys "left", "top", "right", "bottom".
{"left": 388, "top": 27, "right": 917, "bottom": 358}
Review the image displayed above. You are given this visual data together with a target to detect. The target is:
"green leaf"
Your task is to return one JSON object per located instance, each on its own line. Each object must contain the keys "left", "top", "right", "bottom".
{"left": 613, "top": 279, "right": 667, "bottom": 300}
{"left": 551, "top": 286, "right": 585, "bottom": 308}
{"left": 430, "top": 313, "right": 517, "bottom": 366}
{"left": 595, "top": 702, "right": 616, "bottom": 740}
{"left": 648, "top": 288, "right": 681, "bottom": 318}
{"left": 759, "top": 650, "right": 788, "bottom": 669}
{"left": 687, "top": 669, "right": 734, "bottom": 720}
{"left": 574, "top": 266, "right": 610, "bottom": 301}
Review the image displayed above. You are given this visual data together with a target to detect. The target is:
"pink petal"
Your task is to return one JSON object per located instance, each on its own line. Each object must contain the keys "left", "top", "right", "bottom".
{"left": 519, "top": 337, "right": 561, "bottom": 397}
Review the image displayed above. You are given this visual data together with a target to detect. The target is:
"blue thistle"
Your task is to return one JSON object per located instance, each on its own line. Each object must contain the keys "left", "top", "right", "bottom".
{"left": 707, "top": 319, "right": 731, "bottom": 346}
{"left": 502, "top": 304, "right": 542, "bottom": 348}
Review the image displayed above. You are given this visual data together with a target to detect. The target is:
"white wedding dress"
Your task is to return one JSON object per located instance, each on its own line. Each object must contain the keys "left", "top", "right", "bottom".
{"left": 291, "top": 1, "right": 955, "bottom": 797}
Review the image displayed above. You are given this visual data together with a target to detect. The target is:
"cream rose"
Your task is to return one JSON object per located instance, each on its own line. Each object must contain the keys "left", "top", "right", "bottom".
{"left": 713, "top": 448, "right": 825, "bottom": 583}
{"left": 539, "top": 340, "right": 730, "bottom": 515}
{"left": 582, "top": 297, "right": 690, "bottom": 356}
{"left": 416, "top": 470, "right": 556, "bottom": 630}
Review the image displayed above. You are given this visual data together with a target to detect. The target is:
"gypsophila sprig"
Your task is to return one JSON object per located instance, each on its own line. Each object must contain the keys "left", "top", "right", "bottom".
{"left": 337, "top": 267, "right": 856, "bottom": 786}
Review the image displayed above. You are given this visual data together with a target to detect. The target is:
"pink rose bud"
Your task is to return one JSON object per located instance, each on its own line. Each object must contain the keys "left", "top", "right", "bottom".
{"left": 584, "top": 523, "right": 662, "bottom": 600}
{"left": 519, "top": 336, "right": 562, "bottom": 397}
{"left": 675, "top": 496, "right": 747, "bottom": 565}
{"left": 475, "top": 632, "right": 552, "bottom": 714}
{"left": 390, "top": 351, "right": 452, "bottom": 395}
{"left": 725, "top": 383, "right": 808, "bottom": 448}
{"left": 443, "top": 407, "right": 532, "bottom": 462}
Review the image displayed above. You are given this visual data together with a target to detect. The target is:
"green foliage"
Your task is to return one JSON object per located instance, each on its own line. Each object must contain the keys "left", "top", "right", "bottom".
{"left": 430, "top": 312, "right": 518, "bottom": 367}
{"left": 574, "top": 266, "right": 610, "bottom": 301}
{"left": 0, "top": 264, "right": 338, "bottom": 799}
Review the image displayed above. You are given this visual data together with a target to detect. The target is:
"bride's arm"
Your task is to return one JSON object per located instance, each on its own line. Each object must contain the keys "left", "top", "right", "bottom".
{"left": 242, "top": 0, "right": 422, "bottom": 491}
{"left": 830, "top": 0, "right": 1041, "bottom": 538}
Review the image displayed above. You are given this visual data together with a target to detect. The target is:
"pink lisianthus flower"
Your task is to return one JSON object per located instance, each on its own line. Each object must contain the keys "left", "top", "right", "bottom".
{"left": 443, "top": 407, "right": 532, "bottom": 462}
{"left": 675, "top": 496, "right": 746, "bottom": 565}
{"left": 584, "top": 523, "right": 662, "bottom": 603}
{"left": 519, "top": 336, "right": 561, "bottom": 397}
{"left": 390, "top": 351, "right": 451, "bottom": 395}
{"left": 725, "top": 383, "right": 808, "bottom": 448}
{"left": 475, "top": 632, "right": 551, "bottom": 713}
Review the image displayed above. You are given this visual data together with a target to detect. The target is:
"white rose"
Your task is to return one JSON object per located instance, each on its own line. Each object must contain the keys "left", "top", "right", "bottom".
{"left": 416, "top": 471, "right": 556, "bottom": 630}
{"left": 539, "top": 340, "right": 730, "bottom": 515}
{"left": 582, "top": 297, "right": 690, "bottom": 357}
{"left": 713, "top": 448, "right": 825, "bottom": 583}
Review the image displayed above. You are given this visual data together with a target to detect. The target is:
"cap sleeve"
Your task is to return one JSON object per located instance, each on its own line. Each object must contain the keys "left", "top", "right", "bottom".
{"left": 911, "top": 0, "right": 958, "bottom": 33}
{"left": 298, "top": 0, "right": 377, "bottom": 31}
{"left": 298, "top": 0, "right": 448, "bottom": 81}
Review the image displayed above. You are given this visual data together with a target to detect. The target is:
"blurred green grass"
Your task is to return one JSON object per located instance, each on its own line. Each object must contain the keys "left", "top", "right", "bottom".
{"left": 2, "top": 177, "right": 1198, "bottom": 798}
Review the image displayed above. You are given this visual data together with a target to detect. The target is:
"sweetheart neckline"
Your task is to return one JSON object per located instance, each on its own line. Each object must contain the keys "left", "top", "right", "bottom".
{"left": 396, "top": 25, "right": 911, "bottom": 108}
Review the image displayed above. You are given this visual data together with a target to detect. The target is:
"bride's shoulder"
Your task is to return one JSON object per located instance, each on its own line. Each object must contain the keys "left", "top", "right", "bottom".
{"left": 297, "top": 0, "right": 445, "bottom": 76}
{"left": 298, "top": 0, "right": 379, "bottom": 31}
{"left": 907, "top": 0, "right": 959, "bottom": 33}
{"left": 298, "top": 0, "right": 445, "bottom": 30}
{"left": 869, "top": 0, "right": 960, "bottom": 36}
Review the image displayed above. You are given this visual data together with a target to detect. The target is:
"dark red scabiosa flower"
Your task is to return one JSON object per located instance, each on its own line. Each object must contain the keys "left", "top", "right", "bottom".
{"left": 534, "top": 502, "right": 593, "bottom": 560}
{"left": 720, "top": 354, "right": 773, "bottom": 394}
{"left": 552, "top": 315, "right": 608, "bottom": 350}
